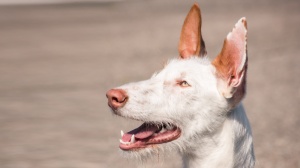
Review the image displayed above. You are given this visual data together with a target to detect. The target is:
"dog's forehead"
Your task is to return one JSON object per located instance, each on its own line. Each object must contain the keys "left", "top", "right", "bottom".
{"left": 162, "top": 57, "right": 212, "bottom": 77}
{"left": 150, "top": 57, "right": 214, "bottom": 84}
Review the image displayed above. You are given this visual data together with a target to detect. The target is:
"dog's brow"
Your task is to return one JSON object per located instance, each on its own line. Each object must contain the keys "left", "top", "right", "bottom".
{"left": 180, "top": 72, "right": 187, "bottom": 78}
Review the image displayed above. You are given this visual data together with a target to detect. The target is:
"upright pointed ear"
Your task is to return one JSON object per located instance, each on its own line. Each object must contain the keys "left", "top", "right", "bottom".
{"left": 178, "top": 3, "right": 207, "bottom": 59}
{"left": 212, "top": 17, "right": 248, "bottom": 101}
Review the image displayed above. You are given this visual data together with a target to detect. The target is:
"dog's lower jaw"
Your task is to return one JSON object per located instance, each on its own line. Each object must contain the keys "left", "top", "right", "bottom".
{"left": 181, "top": 104, "right": 255, "bottom": 168}
{"left": 119, "top": 139, "right": 179, "bottom": 163}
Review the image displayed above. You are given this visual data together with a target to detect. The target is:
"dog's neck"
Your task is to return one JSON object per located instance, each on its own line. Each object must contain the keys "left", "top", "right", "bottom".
{"left": 181, "top": 104, "right": 255, "bottom": 168}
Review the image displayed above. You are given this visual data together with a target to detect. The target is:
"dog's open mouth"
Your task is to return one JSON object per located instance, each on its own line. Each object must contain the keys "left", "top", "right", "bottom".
{"left": 119, "top": 122, "right": 181, "bottom": 150}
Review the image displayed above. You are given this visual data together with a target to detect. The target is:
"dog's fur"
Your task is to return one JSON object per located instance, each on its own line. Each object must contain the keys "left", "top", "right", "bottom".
{"left": 106, "top": 3, "right": 255, "bottom": 168}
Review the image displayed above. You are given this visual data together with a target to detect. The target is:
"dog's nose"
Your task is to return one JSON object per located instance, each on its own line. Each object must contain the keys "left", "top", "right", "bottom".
{"left": 106, "top": 89, "right": 128, "bottom": 109}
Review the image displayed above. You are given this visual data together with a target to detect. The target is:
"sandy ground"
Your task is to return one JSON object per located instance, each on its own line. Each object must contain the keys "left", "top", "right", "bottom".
{"left": 0, "top": 0, "right": 299, "bottom": 167}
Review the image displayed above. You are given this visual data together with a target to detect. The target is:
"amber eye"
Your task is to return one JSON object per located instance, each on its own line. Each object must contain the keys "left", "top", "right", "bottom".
{"left": 178, "top": 81, "right": 190, "bottom": 87}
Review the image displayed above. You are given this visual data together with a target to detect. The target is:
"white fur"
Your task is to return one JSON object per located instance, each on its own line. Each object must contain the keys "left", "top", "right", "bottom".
{"left": 112, "top": 57, "right": 255, "bottom": 168}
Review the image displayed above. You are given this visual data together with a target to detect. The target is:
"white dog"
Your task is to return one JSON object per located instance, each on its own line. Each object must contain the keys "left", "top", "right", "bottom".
{"left": 106, "top": 3, "right": 255, "bottom": 168}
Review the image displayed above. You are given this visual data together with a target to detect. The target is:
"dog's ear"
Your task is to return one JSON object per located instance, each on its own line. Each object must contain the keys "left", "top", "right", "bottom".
{"left": 212, "top": 18, "right": 248, "bottom": 102}
{"left": 178, "top": 3, "right": 206, "bottom": 59}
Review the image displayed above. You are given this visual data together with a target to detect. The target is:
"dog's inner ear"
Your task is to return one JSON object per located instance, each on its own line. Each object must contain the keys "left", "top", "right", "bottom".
{"left": 178, "top": 3, "right": 206, "bottom": 59}
{"left": 212, "top": 18, "right": 248, "bottom": 101}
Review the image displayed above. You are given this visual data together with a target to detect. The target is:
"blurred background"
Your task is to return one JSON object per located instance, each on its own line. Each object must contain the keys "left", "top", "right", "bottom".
{"left": 0, "top": 0, "right": 299, "bottom": 167}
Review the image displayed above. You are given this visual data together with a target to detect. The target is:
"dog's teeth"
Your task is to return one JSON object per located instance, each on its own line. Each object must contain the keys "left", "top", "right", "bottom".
{"left": 119, "top": 139, "right": 125, "bottom": 144}
{"left": 121, "top": 130, "right": 124, "bottom": 137}
{"left": 130, "top": 134, "right": 136, "bottom": 143}
{"left": 166, "top": 125, "right": 173, "bottom": 130}
{"left": 120, "top": 139, "right": 130, "bottom": 145}
{"left": 160, "top": 128, "right": 167, "bottom": 133}
{"left": 119, "top": 135, "right": 135, "bottom": 145}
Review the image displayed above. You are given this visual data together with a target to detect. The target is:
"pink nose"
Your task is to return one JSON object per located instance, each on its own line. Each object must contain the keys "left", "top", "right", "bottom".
{"left": 106, "top": 89, "right": 128, "bottom": 109}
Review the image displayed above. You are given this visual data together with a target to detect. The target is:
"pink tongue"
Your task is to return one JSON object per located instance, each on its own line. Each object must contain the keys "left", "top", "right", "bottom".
{"left": 122, "top": 123, "right": 159, "bottom": 142}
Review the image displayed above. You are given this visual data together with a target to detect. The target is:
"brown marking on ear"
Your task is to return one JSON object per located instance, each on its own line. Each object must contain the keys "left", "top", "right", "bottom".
{"left": 212, "top": 17, "right": 248, "bottom": 104}
{"left": 213, "top": 39, "right": 245, "bottom": 86}
{"left": 213, "top": 18, "right": 247, "bottom": 83}
{"left": 178, "top": 3, "right": 206, "bottom": 59}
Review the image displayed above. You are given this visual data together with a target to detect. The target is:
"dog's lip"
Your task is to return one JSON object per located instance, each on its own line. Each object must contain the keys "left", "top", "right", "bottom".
{"left": 119, "top": 122, "right": 181, "bottom": 151}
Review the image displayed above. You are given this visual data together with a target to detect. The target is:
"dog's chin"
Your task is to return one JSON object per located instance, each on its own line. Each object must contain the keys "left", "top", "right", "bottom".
{"left": 119, "top": 144, "right": 160, "bottom": 161}
{"left": 119, "top": 140, "right": 179, "bottom": 161}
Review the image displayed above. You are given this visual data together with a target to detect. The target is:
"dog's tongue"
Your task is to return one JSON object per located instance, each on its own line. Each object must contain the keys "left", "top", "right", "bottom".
{"left": 122, "top": 123, "right": 159, "bottom": 142}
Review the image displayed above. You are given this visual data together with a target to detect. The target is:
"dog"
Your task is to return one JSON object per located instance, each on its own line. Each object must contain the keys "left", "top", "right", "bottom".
{"left": 106, "top": 3, "right": 255, "bottom": 168}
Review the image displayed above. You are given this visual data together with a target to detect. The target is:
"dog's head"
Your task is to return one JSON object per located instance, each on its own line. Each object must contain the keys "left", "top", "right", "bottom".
{"left": 106, "top": 3, "right": 248, "bottom": 158}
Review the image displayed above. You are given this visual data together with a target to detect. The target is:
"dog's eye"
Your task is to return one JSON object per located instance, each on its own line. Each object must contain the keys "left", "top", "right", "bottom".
{"left": 178, "top": 81, "right": 190, "bottom": 87}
